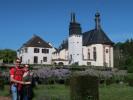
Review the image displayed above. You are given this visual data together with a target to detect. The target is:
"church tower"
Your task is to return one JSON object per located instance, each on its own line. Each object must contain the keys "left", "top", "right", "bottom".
{"left": 68, "top": 13, "right": 83, "bottom": 65}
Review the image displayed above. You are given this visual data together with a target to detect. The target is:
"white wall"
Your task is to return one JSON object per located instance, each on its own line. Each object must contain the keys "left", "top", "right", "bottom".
{"left": 19, "top": 47, "right": 54, "bottom": 64}
{"left": 103, "top": 45, "right": 114, "bottom": 67}
{"left": 18, "top": 43, "right": 113, "bottom": 67}
{"left": 59, "top": 49, "right": 68, "bottom": 60}
{"left": 82, "top": 44, "right": 104, "bottom": 66}
{"left": 91, "top": 44, "right": 103, "bottom": 66}
{"left": 110, "top": 47, "right": 114, "bottom": 67}
{"left": 68, "top": 35, "right": 83, "bottom": 65}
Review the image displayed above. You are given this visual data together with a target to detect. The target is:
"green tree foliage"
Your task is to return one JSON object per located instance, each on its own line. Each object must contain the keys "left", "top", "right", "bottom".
{"left": 114, "top": 38, "right": 133, "bottom": 71}
{"left": 0, "top": 49, "right": 17, "bottom": 63}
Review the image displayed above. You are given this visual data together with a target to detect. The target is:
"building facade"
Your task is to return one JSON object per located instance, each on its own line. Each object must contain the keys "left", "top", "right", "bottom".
{"left": 18, "top": 12, "right": 114, "bottom": 67}
{"left": 18, "top": 35, "right": 56, "bottom": 64}
{"left": 52, "top": 12, "right": 114, "bottom": 67}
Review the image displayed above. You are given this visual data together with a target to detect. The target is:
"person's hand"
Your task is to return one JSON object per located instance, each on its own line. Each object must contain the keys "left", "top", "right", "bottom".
{"left": 24, "top": 82, "right": 31, "bottom": 85}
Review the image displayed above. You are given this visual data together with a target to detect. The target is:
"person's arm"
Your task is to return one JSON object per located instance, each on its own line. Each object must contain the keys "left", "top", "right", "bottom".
{"left": 10, "top": 75, "right": 31, "bottom": 85}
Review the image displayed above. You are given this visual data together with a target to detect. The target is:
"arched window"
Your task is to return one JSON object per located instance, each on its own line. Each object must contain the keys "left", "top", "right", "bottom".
{"left": 70, "top": 54, "right": 72, "bottom": 60}
{"left": 93, "top": 47, "right": 96, "bottom": 61}
{"left": 58, "top": 62, "right": 64, "bottom": 65}
{"left": 88, "top": 49, "right": 90, "bottom": 59}
{"left": 54, "top": 62, "right": 57, "bottom": 65}
{"left": 106, "top": 49, "right": 108, "bottom": 53}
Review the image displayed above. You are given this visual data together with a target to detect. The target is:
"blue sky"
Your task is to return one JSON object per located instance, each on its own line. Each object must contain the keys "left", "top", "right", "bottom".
{"left": 0, "top": 0, "right": 133, "bottom": 50}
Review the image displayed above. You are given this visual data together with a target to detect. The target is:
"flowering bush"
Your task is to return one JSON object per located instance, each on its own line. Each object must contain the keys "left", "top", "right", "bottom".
{"left": 33, "top": 67, "right": 71, "bottom": 84}
{"left": 73, "top": 68, "right": 127, "bottom": 85}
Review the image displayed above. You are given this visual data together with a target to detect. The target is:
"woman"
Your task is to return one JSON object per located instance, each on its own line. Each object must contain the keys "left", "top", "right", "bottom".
{"left": 10, "top": 58, "right": 31, "bottom": 100}
{"left": 22, "top": 64, "right": 33, "bottom": 100}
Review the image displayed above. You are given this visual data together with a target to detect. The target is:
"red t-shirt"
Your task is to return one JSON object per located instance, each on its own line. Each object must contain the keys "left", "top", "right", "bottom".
{"left": 10, "top": 67, "right": 24, "bottom": 81}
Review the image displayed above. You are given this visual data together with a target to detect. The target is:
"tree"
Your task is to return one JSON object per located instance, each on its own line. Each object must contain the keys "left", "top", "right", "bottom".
{"left": 0, "top": 49, "right": 17, "bottom": 63}
{"left": 114, "top": 38, "right": 133, "bottom": 70}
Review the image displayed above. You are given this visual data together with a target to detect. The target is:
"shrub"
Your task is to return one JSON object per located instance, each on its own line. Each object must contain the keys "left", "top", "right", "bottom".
{"left": 70, "top": 73, "right": 99, "bottom": 100}
{"left": 126, "top": 73, "right": 133, "bottom": 86}
{"left": 64, "top": 78, "right": 70, "bottom": 86}
{"left": 112, "top": 70, "right": 127, "bottom": 84}
{"left": 127, "top": 66, "right": 133, "bottom": 73}
{"left": 33, "top": 67, "right": 71, "bottom": 84}
{"left": 106, "top": 78, "right": 114, "bottom": 85}
{"left": 0, "top": 76, "right": 4, "bottom": 90}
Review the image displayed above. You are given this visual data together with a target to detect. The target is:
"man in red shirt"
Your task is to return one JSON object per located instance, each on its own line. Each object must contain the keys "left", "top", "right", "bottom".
{"left": 10, "top": 58, "right": 31, "bottom": 100}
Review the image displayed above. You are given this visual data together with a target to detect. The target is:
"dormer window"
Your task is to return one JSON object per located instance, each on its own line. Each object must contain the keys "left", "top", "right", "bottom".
{"left": 38, "top": 41, "right": 41, "bottom": 44}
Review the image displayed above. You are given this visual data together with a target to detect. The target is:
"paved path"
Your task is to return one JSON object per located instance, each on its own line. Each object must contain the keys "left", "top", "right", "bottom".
{"left": 0, "top": 96, "right": 11, "bottom": 100}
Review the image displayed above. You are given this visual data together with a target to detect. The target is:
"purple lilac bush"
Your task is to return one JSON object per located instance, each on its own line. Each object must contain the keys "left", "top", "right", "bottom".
{"left": 33, "top": 67, "right": 71, "bottom": 84}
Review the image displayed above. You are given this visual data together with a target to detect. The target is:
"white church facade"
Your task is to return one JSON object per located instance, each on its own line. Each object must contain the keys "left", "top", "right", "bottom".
{"left": 18, "top": 12, "right": 114, "bottom": 67}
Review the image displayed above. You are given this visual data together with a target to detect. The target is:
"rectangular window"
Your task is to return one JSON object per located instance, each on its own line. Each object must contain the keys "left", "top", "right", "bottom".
{"left": 87, "top": 62, "right": 91, "bottom": 65}
{"left": 43, "top": 57, "right": 47, "bottom": 62}
{"left": 42, "top": 49, "right": 49, "bottom": 53}
{"left": 88, "top": 53, "right": 90, "bottom": 59}
{"left": 25, "top": 48, "right": 28, "bottom": 53}
{"left": 34, "top": 48, "right": 39, "bottom": 53}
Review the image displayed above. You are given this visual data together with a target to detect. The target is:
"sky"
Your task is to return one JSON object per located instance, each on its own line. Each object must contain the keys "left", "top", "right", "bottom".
{"left": 0, "top": 0, "right": 133, "bottom": 50}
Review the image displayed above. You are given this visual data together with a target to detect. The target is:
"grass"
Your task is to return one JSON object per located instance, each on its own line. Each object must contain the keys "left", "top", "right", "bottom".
{"left": 99, "top": 83, "right": 133, "bottom": 100}
{"left": 33, "top": 84, "right": 70, "bottom": 100}
{"left": 0, "top": 85, "right": 10, "bottom": 97}
{"left": 1, "top": 83, "right": 133, "bottom": 100}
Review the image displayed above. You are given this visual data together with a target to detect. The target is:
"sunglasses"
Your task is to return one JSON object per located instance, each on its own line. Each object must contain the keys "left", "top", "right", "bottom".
{"left": 16, "top": 62, "right": 21, "bottom": 64}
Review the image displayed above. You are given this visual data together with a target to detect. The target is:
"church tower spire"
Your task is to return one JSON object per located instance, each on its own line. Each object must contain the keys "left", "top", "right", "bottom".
{"left": 69, "top": 12, "right": 81, "bottom": 36}
{"left": 95, "top": 12, "right": 101, "bottom": 30}
{"left": 71, "top": 13, "right": 76, "bottom": 23}
{"left": 68, "top": 13, "right": 83, "bottom": 65}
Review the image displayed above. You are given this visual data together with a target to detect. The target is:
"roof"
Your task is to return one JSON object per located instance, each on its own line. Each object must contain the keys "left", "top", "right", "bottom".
{"left": 55, "top": 28, "right": 114, "bottom": 51}
{"left": 69, "top": 13, "right": 82, "bottom": 36}
{"left": 21, "top": 35, "right": 52, "bottom": 48}
{"left": 83, "top": 12, "right": 114, "bottom": 46}
{"left": 83, "top": 29, "right": 114, "bottom": 46}
{"left": 58, "top": 39, "right": 68, "bottom": 50}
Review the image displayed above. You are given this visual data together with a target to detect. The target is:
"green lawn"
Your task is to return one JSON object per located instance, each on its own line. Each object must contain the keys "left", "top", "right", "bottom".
{"left": 33, "top": 84, "right": 70, "bottom": 100}
{"left": 0, "top": 85, "right": 10, "bottom": 97}
{"left": 99, "top": 84, "right": 133, "bottom": 100}
{"left": 1, "top": 84, "right": 133, "bottom": 100}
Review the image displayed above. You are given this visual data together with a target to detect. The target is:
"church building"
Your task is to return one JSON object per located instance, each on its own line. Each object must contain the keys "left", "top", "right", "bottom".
{"left": 52, "top": 12, "right": 114, "bottom": 67}
{"left": 18, "top": 12, "right": 114, "bottom": 67}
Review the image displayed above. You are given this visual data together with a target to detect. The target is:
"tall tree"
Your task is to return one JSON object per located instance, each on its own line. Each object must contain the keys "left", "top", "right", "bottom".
{"left": 0, "top": 49, "right": 17, "bottom": 63}
{"left": 114, "top": 38, "right": 133, "bottom": 69}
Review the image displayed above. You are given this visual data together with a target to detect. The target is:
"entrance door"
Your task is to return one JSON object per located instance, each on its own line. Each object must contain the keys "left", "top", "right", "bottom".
{"left": 34, "top": 56, "right": 38, "bottom": 64}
